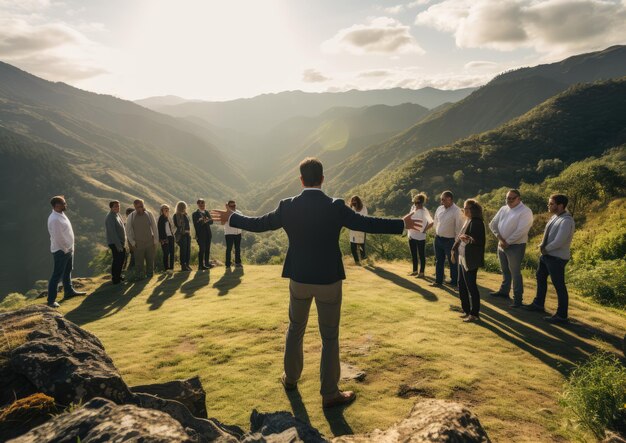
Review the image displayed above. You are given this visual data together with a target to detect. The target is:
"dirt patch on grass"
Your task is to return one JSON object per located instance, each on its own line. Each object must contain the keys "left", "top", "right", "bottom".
{"left": 397, "top": 383, "right": 436, "bottom": 399}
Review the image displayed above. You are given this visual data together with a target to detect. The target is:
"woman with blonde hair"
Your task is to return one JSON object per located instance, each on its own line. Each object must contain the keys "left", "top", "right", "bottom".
{"left": 408, "top": 193, "right": 433, "bottom": 277}
{"left": 349, "top": 195, "right": 368, "bottom": 264}
{"left": 173, "top": 201, "right": 192, "bottom": 271}
{"left": 158, "top": 204, "right": 175, "bottom": 274}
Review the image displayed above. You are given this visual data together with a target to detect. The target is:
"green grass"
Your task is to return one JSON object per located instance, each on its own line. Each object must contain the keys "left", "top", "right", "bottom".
{"left": 28, "top": 261, "right": 626, "bottom": 442}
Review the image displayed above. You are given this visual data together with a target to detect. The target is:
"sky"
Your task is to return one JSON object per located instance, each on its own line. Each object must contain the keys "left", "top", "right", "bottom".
{"left": 1, "top": 0, "right": 625, "bottom": 101}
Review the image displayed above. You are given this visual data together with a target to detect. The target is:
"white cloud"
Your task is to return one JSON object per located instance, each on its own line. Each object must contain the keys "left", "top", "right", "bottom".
{"left": 322, "top": 17, "right": 425, "bottom": 55}
{"left": 0, "top": 15, "right": 108, "bottom": 82}
{"left": 416, "top": 0, "right": 626, "bottom": 56}
{"left": 464, "top": 60, "right": 499, "bottom": 71}
{"left": 382, "top": 0, "right": 432, "bottom": 15}
{"left": 302, "top": 68, "right": 330, "bottom": 83}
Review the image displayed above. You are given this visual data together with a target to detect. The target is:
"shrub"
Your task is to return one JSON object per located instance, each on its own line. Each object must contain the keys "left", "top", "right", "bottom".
{"left": 483, "top": 253, "right": 501, "bottom": 273}
{"left": 568, "top": 260, "right": 626, "bottom": 307}
{"left": 0, "top": 293, "right": 28, "bottom": 311}
{"left": 560, "top": 352, "right": 626, "bottom": 439}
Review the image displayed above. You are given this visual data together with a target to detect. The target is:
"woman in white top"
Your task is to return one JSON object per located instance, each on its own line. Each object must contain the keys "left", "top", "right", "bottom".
{"left": 349, "top": 196, "right": 368, "bottom": 264}
{"left": 408, "top": 193, "right": 434, "bottom": 277}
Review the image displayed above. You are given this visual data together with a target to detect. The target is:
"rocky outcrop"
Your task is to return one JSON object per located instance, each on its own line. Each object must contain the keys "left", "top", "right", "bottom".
{"left": 332, "top": 399, "right": 491, "bottom": 443}
{"left": 1, "top": 304, "right": 134, "bottom": 408}
{"left": 10, "top": 397, "right": 195, "bottom": 443}
{"left": 132, "top": 376, "right": 208, "bottom": 418}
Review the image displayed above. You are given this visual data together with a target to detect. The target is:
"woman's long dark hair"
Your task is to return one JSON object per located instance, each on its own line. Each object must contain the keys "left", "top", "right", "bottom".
{"left": 350, "top": 195, "right": 363, "bottom": 211}
{"left": 464, "top": 199, "right": 483, "bottom": 219}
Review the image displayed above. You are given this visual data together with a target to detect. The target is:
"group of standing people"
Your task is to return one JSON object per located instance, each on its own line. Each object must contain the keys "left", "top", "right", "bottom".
{"left": 347, "top": 189, "right": 575, "bottom": 324}
{"left": 104, "top": 198, "right": 243, "bottom": 283}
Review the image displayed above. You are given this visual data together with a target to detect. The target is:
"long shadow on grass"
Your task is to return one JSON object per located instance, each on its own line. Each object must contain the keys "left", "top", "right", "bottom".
{"left": 470, "top": 284, "right": 623, "bottom": 376}
{"left": 362, "top": 265, "right": 438, "bottom": 302}
{"left": 65, "top": 278, "right": 149, "bottom": 325}
{"left": 213, "top": 267, "right": 243, "bottom": 296}
{"left": 180, "top": 270, "right": 210, "bottom": 298}
{"left": 284, "top": 389, "right": 311, "bottom": 425}
{"left": 147, "top": 273, "right": 185, "bottom": 310}
{"left": 323, "top": 405, "right": 354, "bottom": 436}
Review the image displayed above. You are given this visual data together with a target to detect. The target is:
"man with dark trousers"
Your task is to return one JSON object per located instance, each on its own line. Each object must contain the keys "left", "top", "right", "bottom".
{"left": 193, "top": 198, "right": 214, "bottom": 270}
{"left": 105, "top": 200, "right": 127, "bottom": 284}
{"left": 211, "top": 158, "right": 421, "bottom": 408}
{"left": 47, "top": 195, "right": 86, "bottom": 308}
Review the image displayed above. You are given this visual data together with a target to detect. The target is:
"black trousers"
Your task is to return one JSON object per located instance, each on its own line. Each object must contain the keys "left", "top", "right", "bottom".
{"left": 408, "top": 239, "right": 426, "bottom": 273}
{"left": 225, "top": 234, "right": 242, "bottom": 266}
{"left": 108, "top": 244, "right": 127, "bottom": 283}
{"left": 161, "top": 236, "right": 175, "bottom": 270}
{"left": 197, "top": 235, "right": 211, "bottom": 267}
{"left": 350, "top": 242, "right": 366, "bottom": 263}
{"left": 459, "top": 266, "right": 480, "bottom": 316}
{"left": 532, "top": 255, "right": 569, "bottom": 318}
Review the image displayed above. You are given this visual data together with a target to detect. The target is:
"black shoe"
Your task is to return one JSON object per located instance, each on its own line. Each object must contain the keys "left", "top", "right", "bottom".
{"left": 66, "top": 290, "right": 86, "bottom": 298}
{"left": 430, "top": 282, "right": 443, "bottom": 287}
{"left": 200, "top": 265, "right": 210, "bottom": 270}
{"left": 446, "top": 280, "right": 457, "bottom": 286}
{"left": 545, "top": 315, "right": 569, "bottom": 324}
{"left": 489, "top": 291, "right": 509, "bottom": 298}
{"left": 523, "top": 303, "right": 545, "bottom": 312}
{"left": 280, "top": 373, "right": 297, "bottom": 391}
{"left": 509, "top": 302, "right": 522, "bottom": 308}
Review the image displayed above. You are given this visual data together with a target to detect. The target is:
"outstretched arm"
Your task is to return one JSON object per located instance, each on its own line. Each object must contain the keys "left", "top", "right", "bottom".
{"left": 211, "top": 202, "right": 283, "bottom": 233}
{"left": 341, "top": 204, "right": 421, "bottom": 234}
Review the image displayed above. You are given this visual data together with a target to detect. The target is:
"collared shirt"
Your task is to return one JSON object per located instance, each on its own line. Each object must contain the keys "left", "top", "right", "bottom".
{"left": 48, "top": 210, "right": 75, "bottom": 253}
{"left": 489, "top": 202, "right": 534, "bottom": 245}
{"left": 224, "top": 209, "right": 243, "bottom": 235}
{"left": 433, "top": 203, "right": 464, "bottom": 238}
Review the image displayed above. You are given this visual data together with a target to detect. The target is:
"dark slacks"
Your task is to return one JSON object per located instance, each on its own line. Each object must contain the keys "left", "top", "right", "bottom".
{"left": 434, "top": 236, "right": 457, "bottom": 284}
{"left": 161, "top": 236, "right": 175, "bottom": 270}
{"left": 532, "top": 255, "right": 570, "bottom": 318}
{"left": 178, "top": 235, "right": 191, "bottom": 267}
{"left": 197, "top": 235, "right": 211, "bottom": 267}
{"left": 350, "top": 242, "right": 366, "bottom": 263}
{"left": 409, "top": 239, "right": 426, "bottom": 273}
{"left": 225, "top": 234, "right": 242, "bottom": 266}
{"left": 459, "top": 266, "right": 480, "bottom": 316}
{"left": 108, "top": 244, "right": 127, "bottom": 283}
{"left": 48, "top": 250, "right": 74, "bottom": 304}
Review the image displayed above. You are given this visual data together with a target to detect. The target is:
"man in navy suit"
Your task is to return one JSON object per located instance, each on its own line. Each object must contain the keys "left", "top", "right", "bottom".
{"left": 211, "top": 158, "right": 420, "bottom": 408}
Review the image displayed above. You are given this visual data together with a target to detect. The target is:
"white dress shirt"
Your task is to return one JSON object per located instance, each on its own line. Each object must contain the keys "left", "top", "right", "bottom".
{"left": 433, "top": 204, "right": 464, "bottom": 238}
{"left": 224, "top": 210, "right": 243, "bottom": 235}
{"left": 407, "top": 206, "right": 433, "bottom": 241}
{"left": 349, "top": 206, "right": 368, "bottom": 243}
{"left": 489, "top": 202, "right": 534, "bottom": 245}
{"left": 48, "top": 210, "right": 75, "bottom": 253}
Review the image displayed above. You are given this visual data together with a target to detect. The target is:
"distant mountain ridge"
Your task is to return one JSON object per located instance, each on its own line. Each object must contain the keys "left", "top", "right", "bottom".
{"left": 323, "top": 45, "right": 626, "bottom": 196}
{"left": 138, "top": 86, "right": 476, "bottom": 136}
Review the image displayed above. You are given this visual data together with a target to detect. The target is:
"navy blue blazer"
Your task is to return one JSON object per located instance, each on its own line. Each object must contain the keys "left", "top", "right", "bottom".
{"left": 229, "top": 189, "right": 404, "bottom": 284}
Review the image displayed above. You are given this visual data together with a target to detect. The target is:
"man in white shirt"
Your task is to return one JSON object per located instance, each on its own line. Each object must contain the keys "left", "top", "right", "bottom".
{"left": 47, "top": 195, "right": 86, "bottom": 308}
{"left": 432, "top": 190, "right": 464, "bottom": 286}
{"left": 488, "top": 189, "right": 534, "bottom": 307}
{"left": 224, "top": 200, "right": 243, "bottom": 268}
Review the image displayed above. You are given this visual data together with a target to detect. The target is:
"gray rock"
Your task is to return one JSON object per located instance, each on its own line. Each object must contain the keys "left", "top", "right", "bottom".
{"left": 1, "top": 305, "right": 134, "bottom": 408}
{"left": 9, "top": 397, "right": 194, "bottom": 443}
{"left": 332, "top": 399, "right": 490, "bottom": 443}
{"left": 243, "top": 410, "right": 327, "bottom": 443}
{"left": 340, "top": 363, "right": 366, "bottom": 382}
{"left": 132, "top": 376, "right": 208, "bottom": 418}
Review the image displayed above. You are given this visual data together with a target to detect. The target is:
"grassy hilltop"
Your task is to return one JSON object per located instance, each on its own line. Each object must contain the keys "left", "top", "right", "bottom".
{"left": 33, "top": 262, "right": 626, "bottom": 442}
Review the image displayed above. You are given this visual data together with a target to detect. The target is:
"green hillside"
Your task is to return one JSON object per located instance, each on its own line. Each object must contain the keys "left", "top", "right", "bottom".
{"left": 4, "top": 263, "right": 624, "bottom": 442}
{"left": 354, "top": 78, "right": 626, "bottom": 214}
{"left": 325, "top": 45, "right": 626, "bottom": 195}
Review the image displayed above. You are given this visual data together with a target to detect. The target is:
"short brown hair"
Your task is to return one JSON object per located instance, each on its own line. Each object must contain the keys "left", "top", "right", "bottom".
{"left": 441, "top": 190, "right": 454, "bottom": 200}
{"left": 299, "top": 157, "right": 323, "bottom": 187}
{"left": 133, "top": 199, "right": 144, "bottom": 206}
{"left": 50, "top": 195, "right": 65, "bottom": 207}
{"left": 350, "top": 196, "right": 363, "bottom": 211}
{"left": 197, "top": 198, "right": 205, "bottom": 204}
{"left": 464, "top": 199, "right": 483, "bottom": 219}
{"left": 227, "top": 200, "right": 236, "bottom": 206}
{"left": 550, "top": 194, "right": 568, "bottom": 208}
{"left": 507, "top": 189, "right": 521, "bottom": 198}
{"left": 109, "top": 200, "right": 120, "bottom": 209}
{"left": 125, "top": 207, "right": 134, "bottom": 216}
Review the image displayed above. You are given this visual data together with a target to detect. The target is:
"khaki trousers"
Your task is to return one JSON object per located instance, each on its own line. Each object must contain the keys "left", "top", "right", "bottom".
{"left": 284, "top": 279, "right": 342, "bottom": 397}
{"left": 134, "top": 242, "right": 155, "bottom": 276}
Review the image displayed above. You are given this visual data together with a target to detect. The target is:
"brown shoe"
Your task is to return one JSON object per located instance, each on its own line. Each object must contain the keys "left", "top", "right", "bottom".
{"left": 322, "top": 391, "right": 356, "bottom": 408}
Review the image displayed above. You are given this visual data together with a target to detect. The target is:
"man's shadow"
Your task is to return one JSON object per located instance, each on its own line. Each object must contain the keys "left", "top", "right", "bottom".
{"left": 283, "top": 388, "right": 353, "bottom": 437}
{"left": 65, "top": 278, "right": 149, "bottom": 325}
{"left": 363, "top": 264, "right": 438, "bottom": 301}
{"left": 147, "top": 273, "right": 183, "bottom": 310}
{"left": 213, "top": 267, "right": 243, "bottom": 296}
{"left": 180, "top": 270, "right": 210, "bottom": 298}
